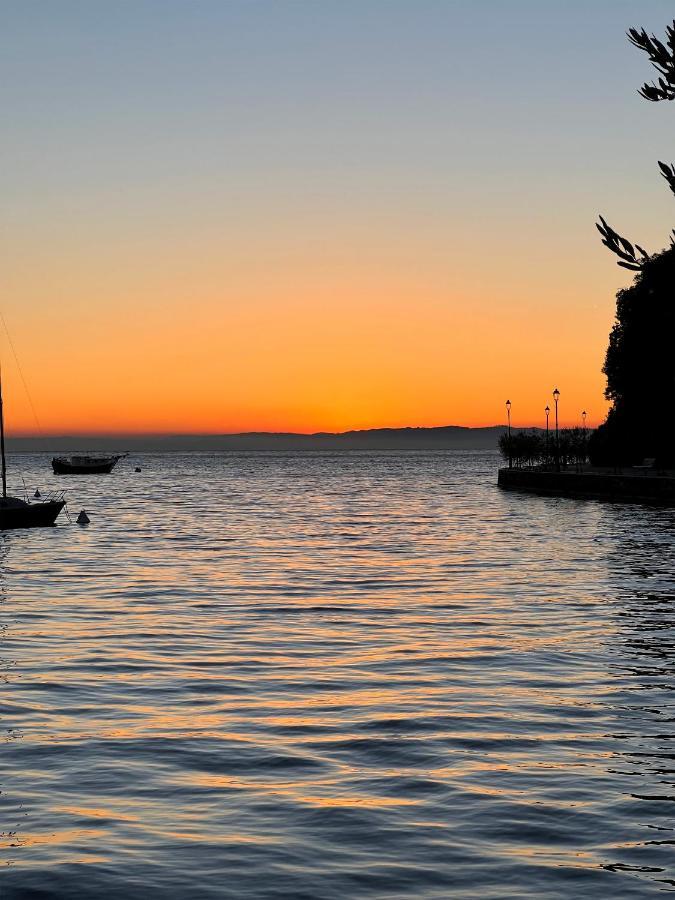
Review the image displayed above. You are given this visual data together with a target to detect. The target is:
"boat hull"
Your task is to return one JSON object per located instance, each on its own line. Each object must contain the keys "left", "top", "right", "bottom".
{"left": 0, "top": 499, "right": 65, "bottom": 530}
{"left": 52, "top": 458, "right": 120, "bottom": 475}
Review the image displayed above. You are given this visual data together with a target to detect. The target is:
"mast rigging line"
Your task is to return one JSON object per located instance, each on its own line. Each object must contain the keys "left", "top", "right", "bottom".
{"left": 0, "top": 310, "right": 44, "bottom": 438}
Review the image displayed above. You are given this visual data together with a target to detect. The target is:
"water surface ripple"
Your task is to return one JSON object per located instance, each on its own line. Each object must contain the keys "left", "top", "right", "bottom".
{"left": 1, "top": 451, "right": 675, "bottom": 898}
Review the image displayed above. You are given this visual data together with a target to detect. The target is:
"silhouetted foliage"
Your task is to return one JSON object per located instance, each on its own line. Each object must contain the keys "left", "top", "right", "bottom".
{"left": 592, "top": 20, "right": 675, "bottom": 466}
{"left": 498, "top": 430, "right": 544, "bottom": 467}
{"left": 597, "top": 21, "right": 675, "bottom": 267}
{"left": 596, "top": 216, "right": 648, "bottom": 271}
{"left": 628, "top": 23, "right": 675, "bottom": 100}
{"left": 557, "top": 428, "right": 590, "bottom": 467}
{"left": 591, "top": 248, "right": 675, "bottom": 465}
{"left": 587, "top": 407, "right": 643, "bottom": 467}
{"left": 498, "top": 429, "right": 590, "bottom": 468}
{"left": 658, "top": 160, "right": 675, "bottom": 198}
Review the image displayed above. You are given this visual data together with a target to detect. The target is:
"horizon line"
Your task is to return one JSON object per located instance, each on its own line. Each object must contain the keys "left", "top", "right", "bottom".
{"left": 4, "top": 422, "right": 584, "bottom": 440}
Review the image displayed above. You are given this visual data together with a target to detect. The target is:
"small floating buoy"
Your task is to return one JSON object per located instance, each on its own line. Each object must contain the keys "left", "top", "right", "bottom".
{"left": 33, "top": 489, "right": 41, "bottom": 499}
{"left": 76, "top": 509, "right": 90, "bottom": 525}
{"left": 135, "top": 467, "right": 141, "bottom": 473}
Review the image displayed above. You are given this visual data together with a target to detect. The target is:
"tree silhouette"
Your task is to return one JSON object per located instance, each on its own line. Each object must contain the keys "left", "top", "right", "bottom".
{"left": 590, "top": 20, "right": 675, "bottom": 466}
{"left": 628, "top": 24, "right": 675, "bottom": 100}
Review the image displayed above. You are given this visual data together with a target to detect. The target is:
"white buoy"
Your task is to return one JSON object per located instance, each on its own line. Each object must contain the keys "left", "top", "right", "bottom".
{"left": 76, "top": 509, "right": 90, "bottom": 525}
{"left": 34, "top": 489, "right": 41, "bottom": 498}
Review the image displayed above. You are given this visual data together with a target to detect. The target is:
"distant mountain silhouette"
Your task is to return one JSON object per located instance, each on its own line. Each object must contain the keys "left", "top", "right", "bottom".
{"left": 5, "top": 425, "right": 541, "bottom": 453}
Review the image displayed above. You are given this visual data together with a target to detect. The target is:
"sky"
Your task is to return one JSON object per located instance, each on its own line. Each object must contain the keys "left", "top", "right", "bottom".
{"left": 2, "top": 0, "right": 675, "bottom": 435}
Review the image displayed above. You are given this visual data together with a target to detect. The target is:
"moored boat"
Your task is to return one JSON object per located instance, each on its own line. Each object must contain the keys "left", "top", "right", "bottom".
{"left": 0, "top": 494, "right": 65, "bottom": 529}
{"left": 0, "top": 374, "right": 64, "bottom": 530}
{"left": 52, "top": 454, "right": 125, "bottom": 475}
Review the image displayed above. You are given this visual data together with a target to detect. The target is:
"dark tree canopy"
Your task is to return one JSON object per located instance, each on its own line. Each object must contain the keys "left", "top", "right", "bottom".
{"left": 590, "top": 21, "right": 675, "bottom": 466}
{"left": 590, "top": 248, "right": 675, "bottom": 465}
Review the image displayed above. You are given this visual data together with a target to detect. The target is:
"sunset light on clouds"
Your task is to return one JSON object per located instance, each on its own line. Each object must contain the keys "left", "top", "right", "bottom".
{"left": 3, "top": 0, "right": 675, "bottom": 435}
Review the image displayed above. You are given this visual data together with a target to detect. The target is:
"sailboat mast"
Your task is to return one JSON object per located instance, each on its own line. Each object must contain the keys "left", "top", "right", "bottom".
{"left": 0, "top": 365, "right": 7, "bottom": 498}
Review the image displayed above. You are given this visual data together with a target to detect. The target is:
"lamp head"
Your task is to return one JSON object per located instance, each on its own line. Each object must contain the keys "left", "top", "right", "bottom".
{"left": 553, "top": 388, "right": 560, "bottom": 402}
{"left": 506, "top": 400, "right": 511, "bottom": 411}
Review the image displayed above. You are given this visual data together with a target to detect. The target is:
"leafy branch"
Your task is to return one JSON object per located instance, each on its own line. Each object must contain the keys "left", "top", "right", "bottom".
{"left": 596, "top": 216, "right": 649, "bottom": 271}
{"left": 628, "top": 23, "right": 675, "bottom": 100}
{"left": 658, "top": 160, "right": 675, "bottom": 196}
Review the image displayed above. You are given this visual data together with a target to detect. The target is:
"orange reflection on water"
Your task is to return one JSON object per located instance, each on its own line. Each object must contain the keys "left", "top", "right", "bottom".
{"left": 0, "top": 828, "right": 106, "bottom": 849}
{"left": 176, "top": 771, "right": 421, "bottom": 811}
{"left": 52, "top": 806, "right": 141, "bottom": 823}
{"left": 160, "top": 830, "right": 278, "bottom": 845}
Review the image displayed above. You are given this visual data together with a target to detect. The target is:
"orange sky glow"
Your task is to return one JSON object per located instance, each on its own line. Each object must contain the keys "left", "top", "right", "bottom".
{"left": 1, "top": 242, "right": 615, "bottom": 435}
{"left": 4, "top": 2, "right": 671, "bottom": 437}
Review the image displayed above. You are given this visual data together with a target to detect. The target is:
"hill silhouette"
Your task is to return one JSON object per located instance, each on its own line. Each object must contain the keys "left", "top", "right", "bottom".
{"left": 6, "top": 425, "right": 522, "bottom": 453}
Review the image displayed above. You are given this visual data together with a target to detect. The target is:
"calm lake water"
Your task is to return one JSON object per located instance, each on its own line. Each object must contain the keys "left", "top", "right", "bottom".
{"left": 1, "top": 450, "right": 674, "bottom": 898}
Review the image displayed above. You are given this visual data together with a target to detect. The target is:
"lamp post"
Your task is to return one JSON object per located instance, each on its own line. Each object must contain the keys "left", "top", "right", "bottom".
{"left": 582, "top": 410, "right": 587, "bottom": 469}
{"left": 506, "top": 399, "right": 512, "bottom": 468}
{"left": 545, "top": 405, "right": 550, "bottom": 466}
{"left": 553, "top": 388, "right": 560, "bottom": 471}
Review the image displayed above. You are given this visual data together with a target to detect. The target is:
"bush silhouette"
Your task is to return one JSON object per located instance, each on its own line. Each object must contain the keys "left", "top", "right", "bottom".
{"left": 499, "top": 428, "right": 589, "bottom": 468}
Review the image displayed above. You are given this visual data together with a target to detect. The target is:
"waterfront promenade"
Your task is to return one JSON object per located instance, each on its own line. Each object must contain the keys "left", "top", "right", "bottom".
{"left": 498, "top": 465, "right": 675, "bottom": 504}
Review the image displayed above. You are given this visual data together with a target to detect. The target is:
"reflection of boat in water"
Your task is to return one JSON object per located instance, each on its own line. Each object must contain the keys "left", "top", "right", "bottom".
{"left": 52, "top": 454, "right": 126, "bottom": 475}
{"left": 0, "top": 373, "right": 64, "bottom": 530}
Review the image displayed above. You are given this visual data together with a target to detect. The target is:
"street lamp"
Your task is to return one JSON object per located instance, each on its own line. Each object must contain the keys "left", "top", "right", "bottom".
{"left": 506, "top": 399, "right": 512, "bottom": 468}
{"left": 553, "top": 388, "right": 560, "bottom": 471}
{"left": 582, "top": 410, "right": 587, "bottom": 468}
{"left": 545, "top": 405, "right": 550, "bottom": 466}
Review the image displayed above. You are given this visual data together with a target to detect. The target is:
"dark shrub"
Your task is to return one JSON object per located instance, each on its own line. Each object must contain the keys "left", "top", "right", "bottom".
{"left": 498, "top": 430, "right": 545, "bottom": 467}
{"left": 499, "top": 428, "right": 591, "bottom": 468}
